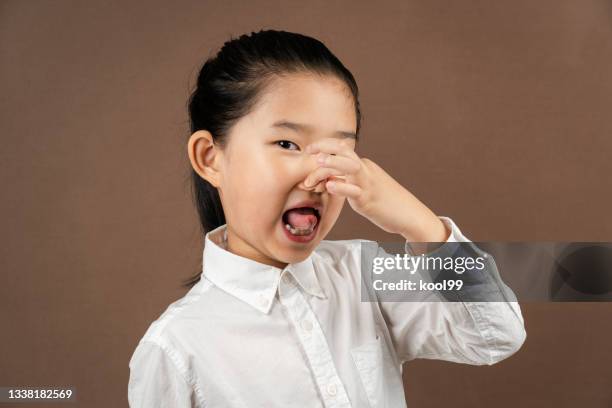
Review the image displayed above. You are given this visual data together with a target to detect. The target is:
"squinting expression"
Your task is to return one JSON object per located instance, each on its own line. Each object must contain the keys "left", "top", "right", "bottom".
{"left": 216, "top": 73, "right": 357, "bottom": 269}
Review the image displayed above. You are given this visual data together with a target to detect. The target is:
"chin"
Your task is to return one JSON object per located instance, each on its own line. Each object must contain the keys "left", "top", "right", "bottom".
{"left": 275, "top": 240, "right": 319, "bottom": 264}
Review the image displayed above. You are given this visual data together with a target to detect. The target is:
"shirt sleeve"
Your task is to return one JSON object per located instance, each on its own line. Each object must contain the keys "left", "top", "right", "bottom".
{"left": 375, "top": 216, "right": 527, "bottom": 366}
{"left": 128, "top": 340, "right": 199, "bottom": 408}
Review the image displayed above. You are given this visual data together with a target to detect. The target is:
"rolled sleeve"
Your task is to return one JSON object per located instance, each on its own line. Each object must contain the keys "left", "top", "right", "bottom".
{"left": 378, "top": 216, "right": 527, "bottom": 365}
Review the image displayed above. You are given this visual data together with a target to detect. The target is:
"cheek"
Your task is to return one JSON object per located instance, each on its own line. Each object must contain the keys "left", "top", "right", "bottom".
{"left": 241, "top": 159, "right": 290, "bottom": 196}
{"left": 221, "top": 154, "right": 292, "bottom": 221}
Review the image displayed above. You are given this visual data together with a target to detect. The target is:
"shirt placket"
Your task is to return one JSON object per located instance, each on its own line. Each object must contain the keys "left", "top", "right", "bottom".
{"left": 278, "top": 273, "right": 352, "bottom": 408}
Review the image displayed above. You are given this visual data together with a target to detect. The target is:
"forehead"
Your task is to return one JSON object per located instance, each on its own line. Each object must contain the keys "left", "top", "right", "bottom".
{"left": 249, "top": 72, "right": 357, "bottom": 135}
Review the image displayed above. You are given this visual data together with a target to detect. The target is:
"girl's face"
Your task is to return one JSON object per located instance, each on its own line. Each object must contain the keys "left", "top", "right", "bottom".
{"left": 199, "top": 73, "right": 357, "bottom": 268}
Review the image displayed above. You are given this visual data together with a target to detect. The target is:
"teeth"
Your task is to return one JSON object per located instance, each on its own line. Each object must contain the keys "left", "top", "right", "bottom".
{"left": 285, "top": 223, "right": 315, "bottom": 236}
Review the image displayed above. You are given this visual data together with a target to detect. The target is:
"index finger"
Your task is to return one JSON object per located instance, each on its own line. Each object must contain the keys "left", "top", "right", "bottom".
{"left": 305, "top": 137, "right": 358, "bottom": 159}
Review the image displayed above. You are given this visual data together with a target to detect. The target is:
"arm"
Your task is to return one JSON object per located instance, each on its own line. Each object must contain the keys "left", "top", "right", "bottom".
{"left": 376, "top": 216, "right": 527, "bottom": 365}
{"left": 303, "top": 139, "right": 527, "bottom": 365}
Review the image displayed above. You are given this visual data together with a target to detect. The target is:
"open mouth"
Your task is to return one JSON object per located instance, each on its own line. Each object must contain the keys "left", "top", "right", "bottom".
{"left": 282, "top": 207, "right": 321, "bottom": 237}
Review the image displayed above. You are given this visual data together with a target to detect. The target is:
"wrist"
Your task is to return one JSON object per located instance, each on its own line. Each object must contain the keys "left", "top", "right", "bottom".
{"left": 401, "top": 213, "right": 450, "bottom": 253}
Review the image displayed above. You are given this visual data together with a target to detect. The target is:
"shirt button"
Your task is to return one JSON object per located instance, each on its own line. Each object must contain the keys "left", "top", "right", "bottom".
{"left": 326, "top": 383, "right": 337, "bottom": 396}
{"left": 301, "top": 319, "right": 313, "bottom": 332}
{"left": 282, "top": 274, "right": 292, "bottom": 284}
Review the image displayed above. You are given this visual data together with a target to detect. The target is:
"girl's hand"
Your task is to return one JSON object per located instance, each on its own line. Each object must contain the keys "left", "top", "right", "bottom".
{"left": 304, "top": 139, "right": 450, "bottom": 243}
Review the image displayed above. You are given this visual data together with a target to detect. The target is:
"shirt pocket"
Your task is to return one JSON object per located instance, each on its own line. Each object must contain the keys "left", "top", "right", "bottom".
{"left": 350, "top": 327, "right": 402, "bottom": 408}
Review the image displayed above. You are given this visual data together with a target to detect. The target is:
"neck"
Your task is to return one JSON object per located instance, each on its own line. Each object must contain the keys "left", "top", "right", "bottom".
{"left": 224, "top": 225, "right": 287, "bottom": 270}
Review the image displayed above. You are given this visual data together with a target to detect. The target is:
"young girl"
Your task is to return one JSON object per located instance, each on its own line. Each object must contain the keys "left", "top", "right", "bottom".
{"left": 128, "top": 29, "right": 526, "bottom": 408}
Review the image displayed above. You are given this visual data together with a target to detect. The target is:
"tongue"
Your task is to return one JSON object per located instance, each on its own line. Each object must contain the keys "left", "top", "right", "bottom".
{"left": 285, "top": 208, "right": 318, "bottom": 229}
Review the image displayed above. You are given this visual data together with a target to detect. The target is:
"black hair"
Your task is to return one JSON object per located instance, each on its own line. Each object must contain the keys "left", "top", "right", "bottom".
{"left": 182, "top": 29, "right": 361, "bottom": 288}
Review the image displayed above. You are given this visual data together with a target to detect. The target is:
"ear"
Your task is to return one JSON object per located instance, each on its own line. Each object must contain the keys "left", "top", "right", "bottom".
{"left": 188, "top": 130, "right": 222, "bottom": 188}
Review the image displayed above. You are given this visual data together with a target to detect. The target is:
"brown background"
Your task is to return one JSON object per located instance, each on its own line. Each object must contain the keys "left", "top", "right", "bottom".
{"left": 2, "top": 1, "right": 611, "bottom": 407}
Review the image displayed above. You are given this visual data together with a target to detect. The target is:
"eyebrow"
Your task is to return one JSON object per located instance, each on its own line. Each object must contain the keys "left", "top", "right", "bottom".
{"left": 271, "top": 120, "right": 357, "bottom": 140}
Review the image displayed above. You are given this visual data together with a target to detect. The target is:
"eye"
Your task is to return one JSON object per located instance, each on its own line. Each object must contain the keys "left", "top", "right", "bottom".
{"left": 275, "top": 140, "right": 300, "bottom": 151}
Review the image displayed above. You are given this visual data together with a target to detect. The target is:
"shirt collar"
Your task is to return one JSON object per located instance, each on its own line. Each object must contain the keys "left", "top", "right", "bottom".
{"left": 202, "top": 224, "right": 327, "bottom": 314}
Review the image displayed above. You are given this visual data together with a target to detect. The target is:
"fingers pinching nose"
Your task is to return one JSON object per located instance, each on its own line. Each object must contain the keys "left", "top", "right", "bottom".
{"left": 298, "top": 177, "right": 314, "bottom": 190}
{"left": 299, "top": 176, "right": 326, "bottom": 192}
{"left": 312, "top": 180, "right": 326, "bottom": 193}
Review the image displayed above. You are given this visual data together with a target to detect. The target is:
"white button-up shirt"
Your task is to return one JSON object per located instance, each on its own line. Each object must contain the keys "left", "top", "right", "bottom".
{"left": 128, "top": 216, "right": 526, "bottom": 407}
